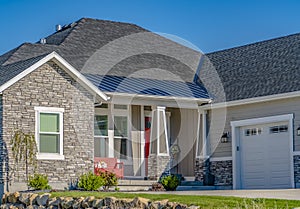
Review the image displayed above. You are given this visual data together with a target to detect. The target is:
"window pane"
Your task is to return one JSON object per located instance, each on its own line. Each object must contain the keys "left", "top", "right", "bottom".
{"left": 114, "top": 104, "right": 127, "bottom": 110}
{"left": 40, "top": 134, "right": 59, "bottom": 153}
{"left": 40, "top": 113, "right": 59, "bottom": 132}
{"left": 94, "top": 115, "right": 108, "bottom": 136}
{"left": 114, "top": 116, "right": 128, "bottom": 137}
{"left": 94, "top": 137, "right": 108, "bottom": 157}
{"left": 114, "top": 138, "right": 127, "bottom": 159}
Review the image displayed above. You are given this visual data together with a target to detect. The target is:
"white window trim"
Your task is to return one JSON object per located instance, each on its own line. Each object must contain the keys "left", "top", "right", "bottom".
{"left": 35, "top": 106, "right": 64, "bottom": 160}
{"left": 230, "top": 114, "right": 294, "bottom": 189}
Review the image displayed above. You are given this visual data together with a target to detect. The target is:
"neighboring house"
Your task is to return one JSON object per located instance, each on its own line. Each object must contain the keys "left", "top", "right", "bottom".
{"left": 0, "top": 17, "right": 299, "bottom": 191}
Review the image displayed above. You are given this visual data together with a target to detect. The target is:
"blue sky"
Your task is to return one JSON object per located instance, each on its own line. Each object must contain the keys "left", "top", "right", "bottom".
{"left": 0, "top": 0, "right": 300, "bottom": 54}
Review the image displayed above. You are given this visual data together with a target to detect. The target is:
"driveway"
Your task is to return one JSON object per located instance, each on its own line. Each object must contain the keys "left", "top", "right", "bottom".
{"left": 136, "top": 189, "right": 300, "bottom": 200}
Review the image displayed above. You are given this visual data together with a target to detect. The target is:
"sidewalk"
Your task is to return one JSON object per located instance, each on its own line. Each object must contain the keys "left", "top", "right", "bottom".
{"left": 133, "top": 189, "right": 300, "bottom": 200}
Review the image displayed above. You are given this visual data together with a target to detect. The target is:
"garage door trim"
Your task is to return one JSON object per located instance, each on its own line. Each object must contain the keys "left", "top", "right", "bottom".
{"left": 230, "top": 114, "right": 294, "bottom": 189}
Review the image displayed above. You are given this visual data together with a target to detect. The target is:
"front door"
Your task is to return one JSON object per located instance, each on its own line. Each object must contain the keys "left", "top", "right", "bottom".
{"left": 144, "top": 116, "right": 151, "bottom": 176}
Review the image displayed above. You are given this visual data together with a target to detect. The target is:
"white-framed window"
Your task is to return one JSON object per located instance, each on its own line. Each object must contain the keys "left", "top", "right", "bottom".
{"left": 245, "top": 127, "right": 262, "bottom": 136}
{"left": 94, "top": 114, "right": 109, "bottom": 157}
{"left": 35, "top": 107, "right": 64, "bottom": 160}
{"left": 113, "top": 104, "right": 130, "bottom": 160}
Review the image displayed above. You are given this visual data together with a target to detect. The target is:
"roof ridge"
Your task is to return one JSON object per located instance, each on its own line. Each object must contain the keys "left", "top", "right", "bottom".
{"left": 206, "top": 32, "right": 300, "bottom": 55}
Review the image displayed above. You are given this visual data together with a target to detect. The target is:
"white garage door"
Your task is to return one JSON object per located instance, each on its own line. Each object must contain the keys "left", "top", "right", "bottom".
{"left": 240, "top": 122, "right": 292, "bottom": 189}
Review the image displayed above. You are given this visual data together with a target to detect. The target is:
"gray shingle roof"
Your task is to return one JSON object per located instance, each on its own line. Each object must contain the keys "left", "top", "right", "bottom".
{"left": 0, "top": 17, "right": 208, "bottom": 99}
{"left": 204, "top": 33, "right": 300, "bottom": 102}
{"left": 0, "top": 54, "right": 48, "bottom": 86}
{"left": 85, "top": 74, "right": 210, "bottom": 99}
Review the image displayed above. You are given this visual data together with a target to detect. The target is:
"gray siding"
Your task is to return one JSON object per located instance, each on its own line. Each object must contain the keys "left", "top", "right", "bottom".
{"left": 209, "top": 97, "right": 300, "bottom": 158}
{"left": 2, "top": 61, "right": 95, "bottom": 185}
{"left": 169, "top": 108, "right": 198, "bottom": 176}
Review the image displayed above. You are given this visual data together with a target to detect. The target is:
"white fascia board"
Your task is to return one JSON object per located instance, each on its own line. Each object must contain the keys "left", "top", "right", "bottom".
{"left": 230, "top": 113, "right": 294, "bottom": 127}
{"left": 106, "top": 92, "right": 212, "bottom": 104}
{"left": 0, "top": 51, "right": 109, "bottom": 101}
{"left": 203, "top": 91, "right": 300, "bottom": 110}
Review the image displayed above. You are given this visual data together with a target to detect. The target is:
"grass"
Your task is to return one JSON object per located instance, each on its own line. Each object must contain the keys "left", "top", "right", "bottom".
{"left": 49, "top": 191, "right": 300, "bottom": 209}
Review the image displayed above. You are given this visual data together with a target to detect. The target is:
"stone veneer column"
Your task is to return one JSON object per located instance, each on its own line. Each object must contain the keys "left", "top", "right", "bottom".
{"left": 148, "top": 154, "right": 170, "bottom": 179}
{"left": 194, "top": 158, "right": 205, "bottom": 182}
{"left": 294, "top": 155, "right": 300, "bottom": 188}
{"left": 210, "top": 160, "right": 232, "bottom": 185}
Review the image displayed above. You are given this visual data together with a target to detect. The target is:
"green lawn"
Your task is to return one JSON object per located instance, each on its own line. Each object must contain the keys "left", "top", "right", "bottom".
{"left": 49, "top": 191, "right": 300, "bottom": 209}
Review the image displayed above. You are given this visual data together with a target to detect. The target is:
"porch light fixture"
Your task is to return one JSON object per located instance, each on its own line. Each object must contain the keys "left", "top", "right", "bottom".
{"left": 221, "top": 132, "right": 230, "bottom": 143}
{"left": 297, "top": 127, "right": 300, "bottom": 136}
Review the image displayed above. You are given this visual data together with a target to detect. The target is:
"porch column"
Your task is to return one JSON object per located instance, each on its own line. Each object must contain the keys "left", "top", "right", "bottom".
{"left": 140, "top": 105, "right": 146, "bottom": 178}
{"left": 108, "top": 130, "right": 114, "bottom": 158}
{"left": 148, "top": 106, "right": 170, "bottom": 179}
{"left": 195, "top": 108, "right": 209, "bottom": 182}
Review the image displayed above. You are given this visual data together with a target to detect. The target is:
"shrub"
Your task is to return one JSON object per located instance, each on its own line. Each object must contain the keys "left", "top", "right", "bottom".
{"left": 160, "top": 174, "right": 180, "bottom": 191}
{"left": 78, "top": 171, "right": 104, "bottom": 191}
{"left": 28, "top": 173, "right": 51, "bottom": 190}
{"left": 96, "top": 171, "right": 118, "bottom": 191}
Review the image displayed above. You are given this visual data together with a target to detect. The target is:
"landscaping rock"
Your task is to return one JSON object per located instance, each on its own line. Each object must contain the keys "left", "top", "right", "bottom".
{"left": 132, "top": 197, "right": 150, "bottom": 208}
{"left": 28, "top": 194, "right": 38, "bottom": 206}
{"left": 36, "top": 194, "right": 50, "bottom": 206}
{"left": 187, "top": 206, "right": 199, "bottom": 209}
{"left": 18, "top": 193, "right": 31, "bottom": 206}
{"left": 61, "top": 197, "right": 74, "bottom": 209}
{"left": 116, "top": 198, "right": 133, "bottom": 208}
{"left": 7, "top": 192, "right": 20, "bottom": 204}
{"left": 48, "top": 197, "right": 61, "bottom": 207}
{"left": 72, "top": 197, "right": 84, "bottom": 209}
{"left": 81, "top": 196, "right": 95, "bottom": 208}
{"left": 92, "top": 199, "right": 104, "bottom": 208}
{"left": 104, "top": 197, "right": 117, "bottom": 207}
{"left": 2, "top": 192, "right": 9, "bottom": 204}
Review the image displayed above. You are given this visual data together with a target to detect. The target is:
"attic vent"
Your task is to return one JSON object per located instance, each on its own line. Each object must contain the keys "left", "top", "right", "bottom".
{"left": 40, "top": 38, "right": 46, "bottom": 44}
{"left": 56, "top": 24, "right": 62, "bottom": 32}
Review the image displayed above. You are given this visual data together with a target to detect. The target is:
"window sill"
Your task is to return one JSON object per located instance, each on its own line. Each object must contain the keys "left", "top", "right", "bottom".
{"left": 37, "top": 153, "right": 65, "bottom": 160}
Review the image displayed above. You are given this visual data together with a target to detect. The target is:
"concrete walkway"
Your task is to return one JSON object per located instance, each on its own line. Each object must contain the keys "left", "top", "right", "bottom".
{"left": 133, "top": 189, "right": 300, "bottom": 200}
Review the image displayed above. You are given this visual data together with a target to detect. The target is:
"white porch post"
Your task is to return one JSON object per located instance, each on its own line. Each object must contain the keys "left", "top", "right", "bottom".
{"left": 202, "top": 110, "right": 208, "bottom": 159}
{"left": 140, "top": 105, "right": 146, "bottom": 177}
{"left": 108, "top": 130, "right": 114, "bottom": 158}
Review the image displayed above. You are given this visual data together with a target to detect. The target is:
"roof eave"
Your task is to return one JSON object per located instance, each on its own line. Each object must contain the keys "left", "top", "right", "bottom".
{"left": 0, "top": 51, "right": 109, "bottom": 101}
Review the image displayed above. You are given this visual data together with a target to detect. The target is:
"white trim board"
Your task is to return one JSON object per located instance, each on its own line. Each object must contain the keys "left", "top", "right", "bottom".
{"left": 230, "top": 114, "right": 294, "bottom": 189}
{"left": 0, "top": 51, "right": 109, "bottom": 101}
{"left": 210, "top": 156, "right": 232, "bottom": 162}
{"left": 203, "top": 91, "right": 300, "bottom": 110}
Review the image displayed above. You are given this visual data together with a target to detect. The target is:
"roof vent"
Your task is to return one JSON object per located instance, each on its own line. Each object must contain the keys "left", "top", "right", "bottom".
{"left": 40, "top": 38, "right": 46, "bottom": 44}
{"left": 56, "top": 24, "right": 62, "bottom": 32}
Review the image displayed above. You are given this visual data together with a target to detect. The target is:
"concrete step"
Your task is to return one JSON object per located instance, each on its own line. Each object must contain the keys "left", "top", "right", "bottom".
{"left": 180, "top": 181, "right": 203, "bottom": 186}
{"left": 116, "top": 180, "right": 156, "bottom": 191}
{"left": 118, "top": 180, "right": 156, "bottom": 186}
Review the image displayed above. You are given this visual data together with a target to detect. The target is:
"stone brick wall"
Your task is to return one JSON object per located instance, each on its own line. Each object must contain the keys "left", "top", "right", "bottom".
{"left": 195, "top": 159, "right": 232, "bottom": 186}
{"left": 294, "top": 155, "right": 300, "bottom": 187}
{"left": 1, "top": 61, "right": 95, "bottom": 186}
{"left": 148, "top": 154, "right": 170, "bottom": 179}
{"left": 194, "top": 158, "right": 205, "bottom": 182}
{"left": 210, "top": 160, "right": 232, "bottom": 186}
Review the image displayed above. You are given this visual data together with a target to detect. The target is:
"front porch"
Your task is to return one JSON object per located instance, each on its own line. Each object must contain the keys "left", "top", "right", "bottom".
{"left": 93, "top": 103, "right": 204, "bottom": 180}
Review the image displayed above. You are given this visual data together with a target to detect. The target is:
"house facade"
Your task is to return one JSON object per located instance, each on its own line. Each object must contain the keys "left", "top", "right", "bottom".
{"left": 0, "top": 18, "right": 300, "bottom": 192}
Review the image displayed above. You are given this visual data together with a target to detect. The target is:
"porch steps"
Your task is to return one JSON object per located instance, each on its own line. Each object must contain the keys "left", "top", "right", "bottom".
{"left": 117, "top": 180, "right": 156, "bottom": 191}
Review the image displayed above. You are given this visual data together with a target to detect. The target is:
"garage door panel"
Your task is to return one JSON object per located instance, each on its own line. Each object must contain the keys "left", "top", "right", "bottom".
{"left": 240, "top": 122, "right": 291, "bottom": 189}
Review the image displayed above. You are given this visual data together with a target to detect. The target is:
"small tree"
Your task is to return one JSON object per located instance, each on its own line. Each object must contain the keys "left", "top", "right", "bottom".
{"left": 10, "top": 129, "right": 37, "bottom": 184}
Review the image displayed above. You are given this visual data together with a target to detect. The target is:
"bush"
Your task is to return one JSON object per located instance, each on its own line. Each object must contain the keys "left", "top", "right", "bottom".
{"left": 160, "top": 174, "right": 180, "bottom": 191}
{"left": 78, "top": 171, "right": 104, "bottom": 191}
{"left": 28, "top": 173, "right": 51, "bottom": 190}
{"left": 96, "top": 171, "right": 118, "bottom": 191}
